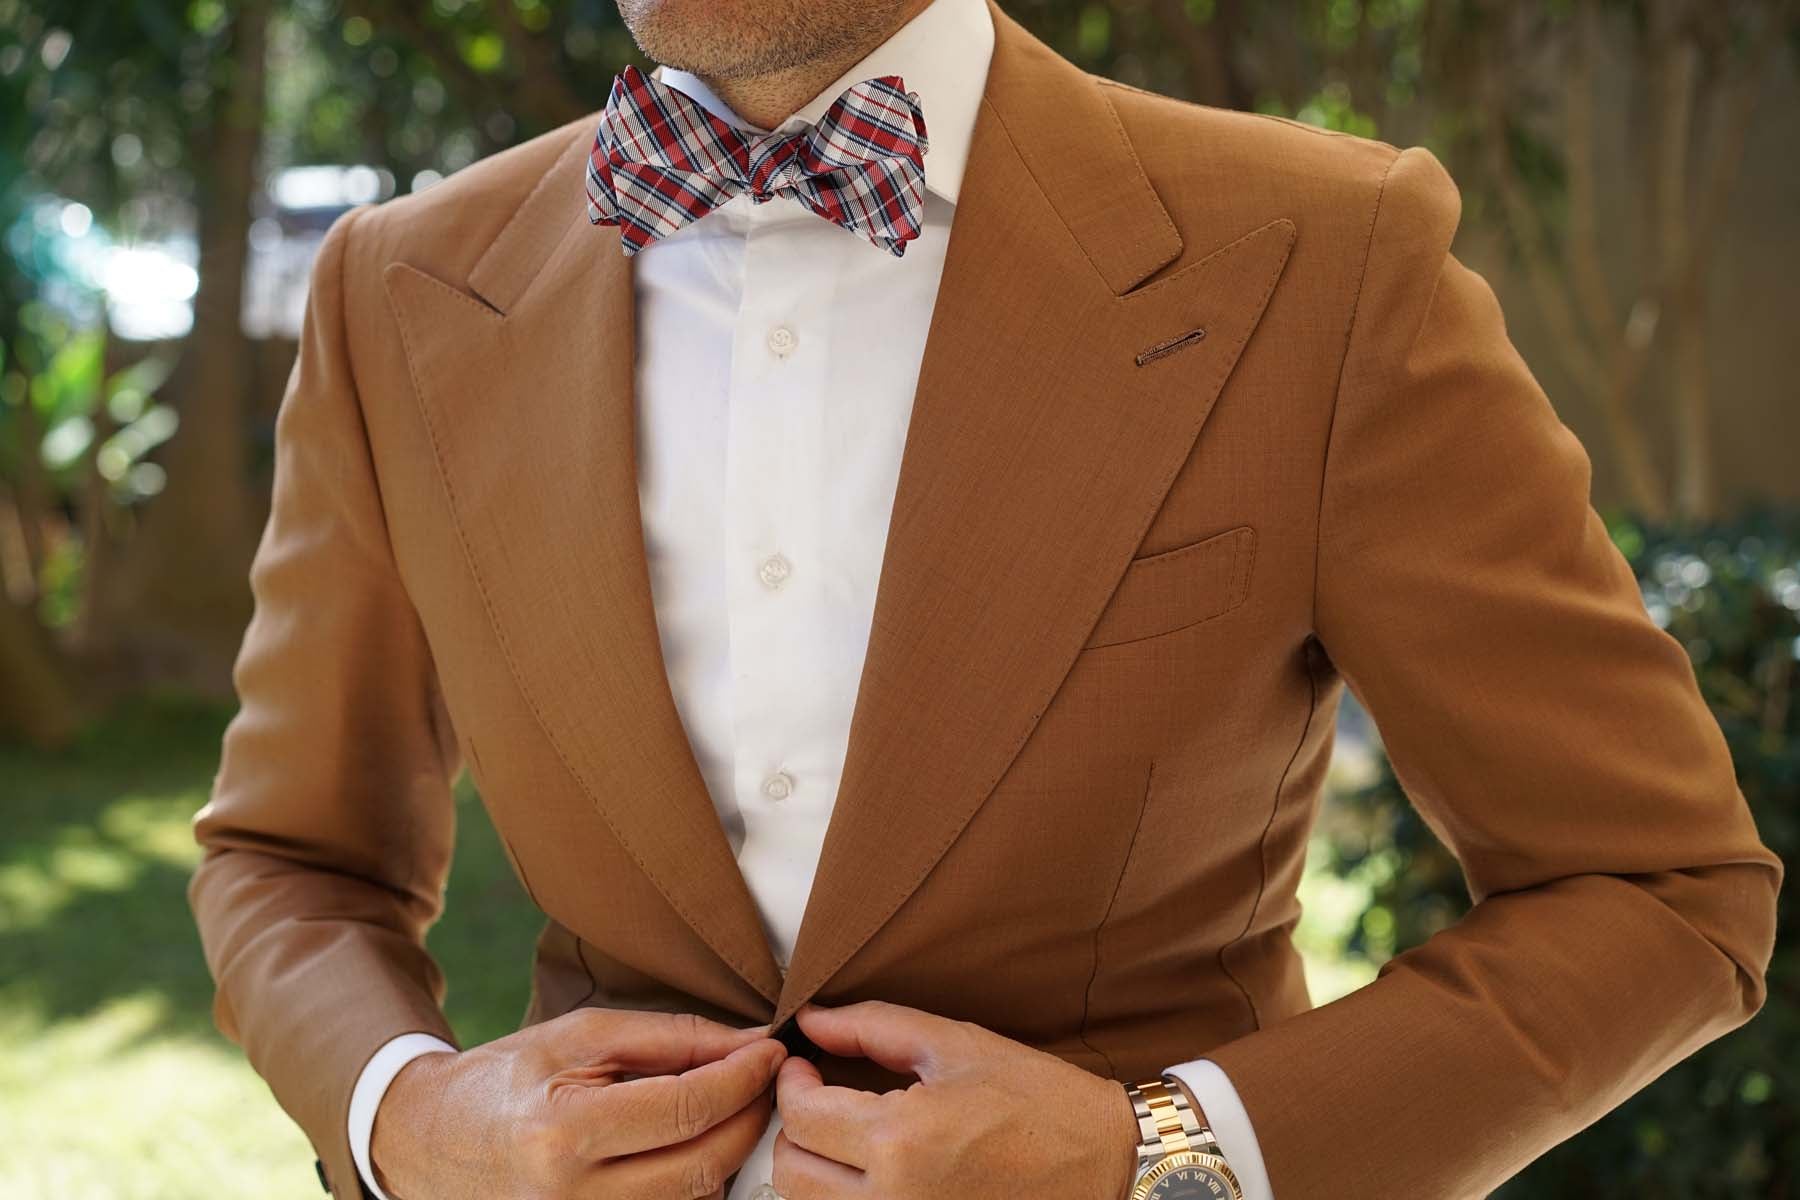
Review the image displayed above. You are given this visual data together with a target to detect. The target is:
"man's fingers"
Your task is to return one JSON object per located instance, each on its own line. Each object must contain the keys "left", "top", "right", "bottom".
{"left": 560, "top": 1007, "right": 774, "bottom": 1075}
{"left": 772, "top": 1127, "right": 870, "bottom": 1200}
{"left": 794, "top": 1000, "right": 964, "bottom": 1079}
{"left": 774, "top": 1054, "right": 882, "bottom": 1168}
{"left": 579, "top": 1087, "right": 774, "bottom": 1200}
{"left": 571, "top": 1037, "right": 786, "bottom": 1158}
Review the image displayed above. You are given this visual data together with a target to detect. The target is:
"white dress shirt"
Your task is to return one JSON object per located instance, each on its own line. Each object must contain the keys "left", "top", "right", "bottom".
{"left": 348, "top": 1, "right": 1273, "bottom": 1197}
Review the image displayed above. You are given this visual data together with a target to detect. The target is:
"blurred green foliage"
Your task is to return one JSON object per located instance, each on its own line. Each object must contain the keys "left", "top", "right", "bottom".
{"left": 1323, "top": 509, "right": 1800, "bottom": 1197}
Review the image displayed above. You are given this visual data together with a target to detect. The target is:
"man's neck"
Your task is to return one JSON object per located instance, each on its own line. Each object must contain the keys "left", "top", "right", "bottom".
{"left": 699, "top": 0, "right": 934, "bottom": 130}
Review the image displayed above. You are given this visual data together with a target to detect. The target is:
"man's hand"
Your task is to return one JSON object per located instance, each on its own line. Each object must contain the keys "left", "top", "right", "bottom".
{"left": 772, "top": 1001, "right": 1139, "bottom": 1199}
{"left": 372, "top": 1008, "right": 787, "bottom": 1200}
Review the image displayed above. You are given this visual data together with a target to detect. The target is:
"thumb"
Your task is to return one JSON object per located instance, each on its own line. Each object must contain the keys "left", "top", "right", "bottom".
{"left": 794, "top": 1001, "right": 967, "bottom": 1081}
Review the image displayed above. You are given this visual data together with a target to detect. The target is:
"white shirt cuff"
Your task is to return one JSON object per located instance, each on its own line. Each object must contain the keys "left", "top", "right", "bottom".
{"left": 1162, "top": 1057, "right": 1274, "bottom": 1200}
{"left": 348, "top": 1032, "right": 459, "bottom": 1200}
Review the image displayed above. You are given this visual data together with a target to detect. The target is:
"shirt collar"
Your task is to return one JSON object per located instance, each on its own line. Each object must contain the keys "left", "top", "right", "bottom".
{"left": 651, "top": 0, "right": 994, "bottom": 205}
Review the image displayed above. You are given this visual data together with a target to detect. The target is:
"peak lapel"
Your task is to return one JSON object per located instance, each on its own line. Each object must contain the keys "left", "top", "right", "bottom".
{"left": 772, "top": 1, "right": 1296, "bottom": 1024}
{"left": 382, "top": 132, "right": 785, "bottom": 1007}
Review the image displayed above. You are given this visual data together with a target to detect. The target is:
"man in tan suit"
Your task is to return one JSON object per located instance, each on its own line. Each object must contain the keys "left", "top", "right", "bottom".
{"left": 188, "top": 0, "right": 1783, "bottom": 1197}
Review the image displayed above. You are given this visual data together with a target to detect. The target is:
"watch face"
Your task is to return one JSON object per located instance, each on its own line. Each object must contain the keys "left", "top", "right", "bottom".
{"left": 1132, "top": 1153, "right": 1243, "bottom": 1200}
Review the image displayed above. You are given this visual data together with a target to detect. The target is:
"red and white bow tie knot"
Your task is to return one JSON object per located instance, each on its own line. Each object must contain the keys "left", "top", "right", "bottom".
{"left": 586, "top": 64, "right": 930, "bottom": 257}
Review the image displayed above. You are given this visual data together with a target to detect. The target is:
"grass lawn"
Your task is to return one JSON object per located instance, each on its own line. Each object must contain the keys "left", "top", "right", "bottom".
{"left": 0, "top": 698, "right": 1376, "bottom": 1198}
{"left": 0, "top": 698, "right": 543, "bottom": 1199}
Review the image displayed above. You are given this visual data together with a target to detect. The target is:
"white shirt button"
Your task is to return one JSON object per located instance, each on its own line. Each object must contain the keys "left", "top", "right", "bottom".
{"left": 757, "top": 553, "right": 792, "bottom": 589}
{"left": 767, "top": 324, "right": 798, "bottom": 357}
{"left": 762, "top": 770, "right": 795, "bottom": 801}
{"left": 750, "top": 1186, "right": 780, "bottom": 1200}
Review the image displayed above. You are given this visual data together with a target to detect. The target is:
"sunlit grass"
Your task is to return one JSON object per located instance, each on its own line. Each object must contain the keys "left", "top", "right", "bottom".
{"left": 0, "top": 698, "right": 541, "bottom": 1199}
{"left": 0, "top": 998, "right": 318, "bottom": 1200}
{"left": 0, "top": 790, "right": 203, "bottom": 929}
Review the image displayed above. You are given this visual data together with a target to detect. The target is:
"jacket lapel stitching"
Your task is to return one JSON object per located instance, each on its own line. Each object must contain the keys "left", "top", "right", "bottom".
{"left": 384, "top": 259, "right": 782, "bottom": 1000}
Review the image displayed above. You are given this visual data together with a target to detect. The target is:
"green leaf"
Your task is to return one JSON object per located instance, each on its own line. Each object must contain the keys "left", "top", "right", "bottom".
{"left": 1076, "top": 4, "right": 1110, "bottom": 57}
{"left": 462, "top": 30, "right": 504, "bottom": 73}
{"left": 31, "top": 327, "right": 105, "bottom": 422}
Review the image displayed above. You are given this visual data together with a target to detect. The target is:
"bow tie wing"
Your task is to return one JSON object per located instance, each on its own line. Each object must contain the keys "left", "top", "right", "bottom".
{"left": 586, "top": 66, "right": 930, "bottom": 256}
{"left": 786, "top": 77, "right": 930, "bottom": 257}
{"left": 587, "top": 64, "right": 754, "bottom": 254}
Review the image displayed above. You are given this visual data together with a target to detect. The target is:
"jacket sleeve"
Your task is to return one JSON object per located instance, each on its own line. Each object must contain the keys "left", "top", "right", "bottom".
{"left": 186, "top": 202, "right": 462, "bottom": 1200}
{"left": 1203, "top": 145, "right": 1784, "bottom": 1199}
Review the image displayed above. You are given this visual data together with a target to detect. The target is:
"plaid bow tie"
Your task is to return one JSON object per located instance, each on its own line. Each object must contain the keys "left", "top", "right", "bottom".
{"left": 585, "top": 64, "right": 930, "bottom": 257}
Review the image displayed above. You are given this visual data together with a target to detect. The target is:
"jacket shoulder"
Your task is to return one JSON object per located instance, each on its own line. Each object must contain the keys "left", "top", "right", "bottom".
{"left": 1092, "top": 76, "right": 1406, "bottom": 258}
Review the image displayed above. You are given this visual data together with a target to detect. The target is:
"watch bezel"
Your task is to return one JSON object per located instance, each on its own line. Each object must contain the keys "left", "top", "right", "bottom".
{"left": 1128, "top": 1149, "right": 1244, "bottom": 1200}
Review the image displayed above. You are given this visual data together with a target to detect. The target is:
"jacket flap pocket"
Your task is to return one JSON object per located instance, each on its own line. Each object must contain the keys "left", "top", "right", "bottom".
{"left": 1082, "top": 525, "right": 1256, "bottom": 649}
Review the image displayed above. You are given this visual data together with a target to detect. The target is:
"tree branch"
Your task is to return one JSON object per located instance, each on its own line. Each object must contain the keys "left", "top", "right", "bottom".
{"left": 1475, "top": 1, "right": 1669, "bottom": 518}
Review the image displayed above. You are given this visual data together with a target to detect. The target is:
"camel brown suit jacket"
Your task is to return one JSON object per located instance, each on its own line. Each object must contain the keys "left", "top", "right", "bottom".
{"left": 188, "top": 3, "right": 1783, "bottom": 1196}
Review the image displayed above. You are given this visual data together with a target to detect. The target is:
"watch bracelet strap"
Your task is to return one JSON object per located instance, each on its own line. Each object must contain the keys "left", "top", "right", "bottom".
{"left": 1127, "top": 1076, "right": 1224, "bottom": 1165}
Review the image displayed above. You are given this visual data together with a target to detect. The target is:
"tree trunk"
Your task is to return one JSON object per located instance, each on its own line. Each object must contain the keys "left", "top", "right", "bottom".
{"left": 101, "top": 0, "right": 270, "bottom": 692}
{"left": 0, "top": 597, "right": 82, "bottom": 749}
{"left": 1143, "top": 0, "right": 1253, "bottom": 111}
{"left": 11, "top": 387, "right": 48, "bottom": 595}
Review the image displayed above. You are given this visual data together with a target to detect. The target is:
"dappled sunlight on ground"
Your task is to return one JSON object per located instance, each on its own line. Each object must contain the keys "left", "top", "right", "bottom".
{"left": 0, "top": 997, "right": 317, "bottom": 1199}
{"left": 0, "top": 700, "right": 543, "bottom": 1197}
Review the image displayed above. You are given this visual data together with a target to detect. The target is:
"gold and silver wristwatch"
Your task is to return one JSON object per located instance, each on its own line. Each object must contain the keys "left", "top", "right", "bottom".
{"left": 1122, "top": 1076, "right": 1244, "bottom": 1200}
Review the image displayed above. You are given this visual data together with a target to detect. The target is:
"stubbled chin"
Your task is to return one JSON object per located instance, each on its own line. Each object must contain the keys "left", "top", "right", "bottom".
{"left": 618, "top": 0, "right": 784, "bottom": 73}
{"left": 615, "top": 0, "right": 887, "bottom": 81}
